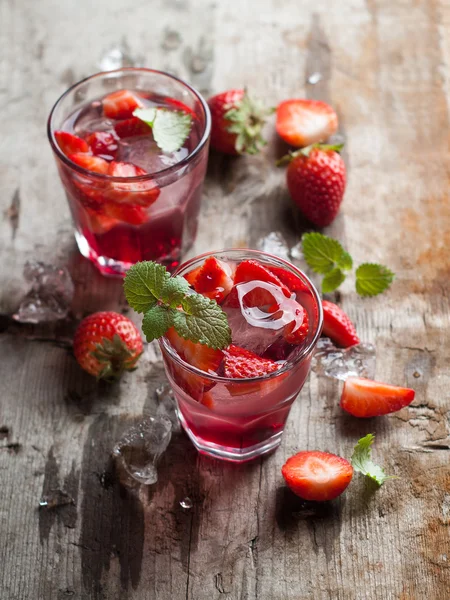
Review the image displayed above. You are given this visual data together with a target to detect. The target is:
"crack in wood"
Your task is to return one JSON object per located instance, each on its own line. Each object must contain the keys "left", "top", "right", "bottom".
{"left": 4, "top": 188, "right": 20, "bottom": 240}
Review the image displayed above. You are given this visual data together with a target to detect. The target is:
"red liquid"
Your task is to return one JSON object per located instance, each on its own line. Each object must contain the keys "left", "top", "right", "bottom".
{"left": 55, "top": 91, "right": 208, "bottom": 275}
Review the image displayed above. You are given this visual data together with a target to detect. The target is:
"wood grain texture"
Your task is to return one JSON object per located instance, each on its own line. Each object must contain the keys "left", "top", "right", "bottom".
{"left": 1, "top": 0, "right": 449, "bottom": 599}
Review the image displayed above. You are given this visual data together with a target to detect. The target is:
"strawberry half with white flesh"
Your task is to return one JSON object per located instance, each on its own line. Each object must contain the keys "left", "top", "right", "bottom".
{"left": 185, "top": 257, "right": 234, "bottom": 303}
{"left": 322, "top": 300, "right": 359, "bottom": 348}
{"left": 102, "top": 89, "right": 144, "bottom": 119}
{"left": 276, "top": 99, "right": 338, "bottom": 147}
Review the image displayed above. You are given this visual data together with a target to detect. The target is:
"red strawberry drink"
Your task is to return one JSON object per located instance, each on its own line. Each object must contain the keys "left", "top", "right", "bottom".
{"left": 48, "top": 69, "right": 211, "bottom": 276}
{"left": 159, "top": 249, "right": 323, "bottom": 462}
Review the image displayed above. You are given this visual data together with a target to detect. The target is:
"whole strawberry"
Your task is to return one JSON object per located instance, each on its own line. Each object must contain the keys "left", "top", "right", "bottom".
{"left": 73, "top": 311, "right": 143, "bottom": 379}
{"left": 208, "top": 89, "right": 272, "bottom": 155}
{"left": 279, "top": 144, "right": 346, "bottom": 227}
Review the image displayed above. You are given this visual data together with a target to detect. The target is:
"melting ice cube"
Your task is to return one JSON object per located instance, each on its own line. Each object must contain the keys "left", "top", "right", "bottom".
{"left": 312, "top": 338, "right": 376, "bottom": 381}
{"left": 117, "top": 136, "right": 188, "bottom": 173}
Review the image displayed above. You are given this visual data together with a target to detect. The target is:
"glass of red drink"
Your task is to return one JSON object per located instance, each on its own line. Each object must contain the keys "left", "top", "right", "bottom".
{"left": 159, "top": 249, "right": 323, "bottom": 462}
{"left": 47, "top": 68, "right": 211, "bottom": 276}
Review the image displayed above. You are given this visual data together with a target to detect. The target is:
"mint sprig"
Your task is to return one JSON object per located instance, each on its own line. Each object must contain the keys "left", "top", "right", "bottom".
{"left": 124, "top": 261, "right": 231, "bottom": 349}
{"left": 301, "top": 233, "right": 394, "bottom": 297}
{"left": 351, "top": 434, "right": 396, "bottom": 486}
{"left": 133, "top": 108, "right": 192, "bottom": 153}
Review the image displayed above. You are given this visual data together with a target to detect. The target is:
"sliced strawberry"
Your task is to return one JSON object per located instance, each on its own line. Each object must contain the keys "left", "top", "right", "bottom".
{"left": 282, "top": 451, "right": 353, "bottom": 501}
{"left": 165, "top": 328, "right": 223, "bottom": 399}
{"left": 68, "top": 153, "right": 109, "bottom": 174}
{"left": 102, "top": 89, "right": 144, "bottom": 119}
{"left": 322, "top": 300, "right": 359, "bottom": 348}
{"left": 84, "top": 208, "right": 119, "bottom": 234}
{"left": 233, "top": 259, "right": 291, "bottom": 307}
{"left": 165, "top": 97, "right": 197, "bottom": 118}
{"left": 341, "top": 378, "right": 415, "bottom": 418}
{"left": 223, "top": 345, "right": 280, "bottom": 379}
{"left": 114, "top": 117, "right": 152, "bottom": 139}
{"left": 276, "top": 99, "right": 338, "bottom": 147}
{"left": 187, "top": 257, "right": 234, "bottom": 303}
{"left": 267, "top": 266, "right": 308, "bottom": 294}
{"left": 107, "top": 161, "right": 160, "bottom": 207}
{"left": 86, "top": 131, "right": 119, "bottom": 159}
{"left": 104, "top": 202, "right": 148, "bottom": 225}
{"left": 283, "top": 305, "right": 309, "bottom": 345}
{"left": 184, "top": 265, "right": 202, "bottom": 287}
{"left": 54, "top": 131, "right": 89, "bottom": 156}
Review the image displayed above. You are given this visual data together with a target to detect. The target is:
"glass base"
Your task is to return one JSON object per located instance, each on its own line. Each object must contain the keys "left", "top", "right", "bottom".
{"left": 74, "top": 230, "right": 181, "bottom": 277}
{"left": 177, "top": 410, "right": 283, "bottom": 463}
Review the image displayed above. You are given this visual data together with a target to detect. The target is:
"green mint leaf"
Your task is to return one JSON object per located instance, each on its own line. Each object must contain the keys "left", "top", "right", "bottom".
{"left": 351, "top": 434, "right": 394, "bottom": 486}
{"left": 160, "top": 276, "right": 191, "bottom": 308}
{"left": 134, "top": 107, "right": 192, "bottom": 153}
{"left": 355, "top": 263, "right": 395, "bottom": 297}
{"left": 337, "top": 250, "right": 353, "bottom": 271}
{"left": 322, "top": 267, "right": 346, "bottom": 293}
{"left": 142, "top": 305, "right": 175, "bottom": 342}
{"left": 302, "top": 233, "right": 349, "bottom": 275}
{"left": 124, "top": 261, "right": 170, "bottom": 313}
{"left": 173, "top": 294, "right": 232, "bottom": 350}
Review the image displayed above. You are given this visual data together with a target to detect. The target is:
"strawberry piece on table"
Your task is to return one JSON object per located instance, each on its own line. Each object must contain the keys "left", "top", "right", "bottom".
{"left": 282, "top": 451, "right": 353, "bottom": 501}
{"left": 208, "top": 89, "right": 270, "bottom": 155}
{"left": 283, "top": 305, "right": 309, "bottom": 345}
{"left": 285, "top": 145, "right": 346, "bottom": 228}
{"left": 107, "top": 161, "right": 160, "bottom": 207}
{"left": 322, "top": 300, "right": 359, "bottom": 348}
{"left": 86, "top": 131, "right": 119, "bottom": 159}
{"left": 68, "top": 153, "right": 109, "bottom": 174}
{"left": 54, "top": 131, "right": 89, "bottom": 156}
{"left": 341, "top": 377, "right": 415, "bottom": 418}
{"left": 233, "top": 259, "right": 291, "bottom": 307}
{"left": 114, "top": 117, "right": 152, "bottom": 139}
{"left": 276, "top": 99, "right": 338, "bottom": 147}
{"left": 102, "top": 89, "right": 144, "bottom": 119}
{"left": 73, "top": 311, "right": 143, "bottom": 379}
{"left": 223, "top": 345, "right": 280, "bottom": 379}
{"left": 187, "top": 257, "right": 234, "bottom": 303}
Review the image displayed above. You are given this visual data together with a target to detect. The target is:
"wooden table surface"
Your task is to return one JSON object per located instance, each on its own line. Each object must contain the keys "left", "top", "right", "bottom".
{"left": 1, "top": 1, "right": 450, "bottom": 599}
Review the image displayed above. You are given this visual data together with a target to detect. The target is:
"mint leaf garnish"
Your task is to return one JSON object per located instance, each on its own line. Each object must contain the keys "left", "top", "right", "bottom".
{"left": 322, "top": 267, "right": 345, "bottom": 293}
{"left": 301, "top": 233, "right": 394, "bottom": 297}
{"left": 124, "top": 261, "right": 169, "bottom": 313}
{"left": 351, "top": 434, "right": 395, "bottom": 486}
{"left": 302, "top": 233, "right": 349, "bottom": 275}
{"left": 142, "top": 305, "right": 175, "bottom": 341}
{"left": 133, "top": 107, "right": 192, "bottom": 153}
{"left": 124, "top": 261, "right": 231, "bottom": 349}
{"left": 173, "top": 294, "right": 231, "bottom": 350}
{"left": 355, "top": 263, "right": 395, "bottom": 297}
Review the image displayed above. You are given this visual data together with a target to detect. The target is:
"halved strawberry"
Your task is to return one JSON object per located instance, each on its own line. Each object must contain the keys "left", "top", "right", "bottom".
{"left": 84, "top": 208, "right": 119, "bottom": 234}
{"left": 102, "top": 89, "right": 144, "bottom": 119}
{"left": 282, "top": 451, "right": 353, "bottom": 501}
{"left": 267, "top": 266, "right": 308, "bottom": 294}
{"left": 187, "top": 257, "right": 234, "bottom": 303}
{"left": 68, "top": 153, "right": 109, "bottom": 174}
{"left": 114, "top": 117, "right": 152, "bottom": 139}
{"left": 322, "top": 300, "right": 359, "bottom": 348}
{"left": 165, "top": 97, "right": 197, "bottom": 118}
{"left": 54, "top": 131, "right": 89, "bottom": 156}
{"left": 86, "top": 131, "right": 119, "bottom": 159}
{"left": 104, "top": 202, "right": 148, "bottom": 225}
{"left": 184, "top": 266, "right": 202, "bottom": 287}
{"left": 233, "top": 259, "right": 291, "bottom": 307}
{"left": 283, "top": 305, "right": 309, "bottom": 345}
{"left": 276, "top": 99, "right": 338, "bottom": 147}
{"left": 165, "top": 328, "right": 223, "bottom": 399}
{"left": 341, "top": 378, "right": 415, "bottom": 418}
{"left": 223, "top": 345, "right": 280, "bottom": 379}
{"left": 107, "top": 161, "right": 160, "bottom": 207}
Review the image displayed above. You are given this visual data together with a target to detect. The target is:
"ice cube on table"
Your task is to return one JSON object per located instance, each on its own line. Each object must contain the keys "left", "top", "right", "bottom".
{"left": 112, "top": 415, "right": 172, "bottom": 485}
{"left": 257, "top": 231, "right": 290, "bottom": 261}
{"left": 312, "top": 337, "right": 376, "bottom": 381}
{"left": 13, "top": 261, "right": 74, "bottom": 324}
{"left": 155, "top": 382, "right": 180, "bottom": 432}
{"left": 117, "top": 136, "right": 188, "bottom": 173}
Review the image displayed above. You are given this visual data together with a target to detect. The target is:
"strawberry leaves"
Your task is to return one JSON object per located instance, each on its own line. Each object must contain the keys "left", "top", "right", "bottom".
{"left": 301, "top": 233, "right": 394, "bottom": 297}
{"left": 124, "top": 261, "right": 231, "bottom": 349}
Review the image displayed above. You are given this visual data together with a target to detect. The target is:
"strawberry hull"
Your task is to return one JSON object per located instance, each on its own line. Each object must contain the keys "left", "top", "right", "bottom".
{"left": 160, "top": 249, "right": 323, "bottom": 462}
{"left": 48, "top": 68, "right": 211, "bottom": 276}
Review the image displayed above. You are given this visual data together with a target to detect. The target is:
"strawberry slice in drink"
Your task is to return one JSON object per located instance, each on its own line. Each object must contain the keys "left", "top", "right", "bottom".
{"left": 106, "top": 161, "right": 160, "bottom": 207}
{"left": 340, "top": 377, "right": 415, "bottom": 418}
{"left": 185, "top": 257, "right": 234, "bottom": 303}
{"left": 282, "top": 451, "right": 353, "bottom": 501}
{"left": 54, "top": 131, "right": 89, "bottom": 156}
{"left": 114, "top": 117, "right": 152, "bottom": 139}
{"left": 104, "top": 202, "right": 148, "bottom": 225}
{"left": 69, "top": 153, "right": 109, "bottom": 174}
{"left": 232, "top": 259, "right": 291, "bottom": 308}
{"left": 102, "top": 89, "right": 145, "bottom": 119}
{"left": 85, "top": 131, "right": 119, "bottom": 159}
{"left": 165, "top": 328, "right": 223, "bottom": 399}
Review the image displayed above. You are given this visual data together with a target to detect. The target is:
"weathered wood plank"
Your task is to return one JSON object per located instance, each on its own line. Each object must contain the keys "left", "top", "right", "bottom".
{"left": 1, "top": 0, "right": 450, "bottom": 599}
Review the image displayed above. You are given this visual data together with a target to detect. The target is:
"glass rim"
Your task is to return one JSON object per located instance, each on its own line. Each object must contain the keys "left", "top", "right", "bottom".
{"left": 159, "top": 248, "right": 324, "bottom": 384}
{"left": 47, "top": 67, "right": 212, "bottom": 182}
